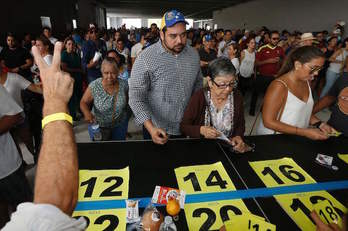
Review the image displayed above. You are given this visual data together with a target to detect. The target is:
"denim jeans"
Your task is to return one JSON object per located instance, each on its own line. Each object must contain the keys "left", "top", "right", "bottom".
{"left": 320, "top": 69, "right": 341, "bottom": 98}
{"left": 88, "top": 119, "right": 128, "bottom": 141}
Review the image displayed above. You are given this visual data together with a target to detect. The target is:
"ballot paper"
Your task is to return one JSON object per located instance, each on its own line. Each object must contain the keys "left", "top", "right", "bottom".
{"left": 217, "top": 132, "right": 230, "bottom": 143}
{"left": 92, "top": 51, "right": 102, "bottom": 62}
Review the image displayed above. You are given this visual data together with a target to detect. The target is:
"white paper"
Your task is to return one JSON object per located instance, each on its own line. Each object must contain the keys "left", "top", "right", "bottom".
{"left": 92, "top": 51, "right": 101, "bottom": 62}
{"left": 217, "top": 132, "right": 230, "bottom": 143}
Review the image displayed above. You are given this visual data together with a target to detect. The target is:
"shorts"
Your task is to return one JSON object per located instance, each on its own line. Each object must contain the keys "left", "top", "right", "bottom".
{"left": 0, "top": 166, "right": 32, "bottom": 206}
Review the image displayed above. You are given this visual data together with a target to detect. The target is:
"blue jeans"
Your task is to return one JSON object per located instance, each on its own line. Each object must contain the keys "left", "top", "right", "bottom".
{"left": 88, "top": 119, "right": 128, "bottom": 141}
{"left": 320, "top": 69, "right": 340, "bottom": 98}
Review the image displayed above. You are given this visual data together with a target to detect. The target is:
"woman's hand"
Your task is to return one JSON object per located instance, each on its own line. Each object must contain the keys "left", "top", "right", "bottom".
{"left": 200, "top": 126, "right": 220, "bottom": 139}
{"left": 230, "top": 136, "right": 247, "bottom": 153}
{"left": 319, "top": 122, "right": 338, "bottom": 135}
{"left": 84, "top": 113, "right": 95, "bottom": 124}
{"left": 310, "top": 211, "right": 343, "bottom": 231}
{"left": 303, "top": 128, "right": 329, "bottom": 140}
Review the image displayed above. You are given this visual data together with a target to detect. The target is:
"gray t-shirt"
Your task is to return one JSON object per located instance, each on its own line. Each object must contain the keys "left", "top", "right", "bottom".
{"left": 0, "top": 85, "right": 22, "bottom": 179}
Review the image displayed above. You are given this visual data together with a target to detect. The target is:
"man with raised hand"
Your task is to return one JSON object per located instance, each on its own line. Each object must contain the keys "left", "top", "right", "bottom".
{"left": 2, "top": 42, "right": 86, "bottom": 230}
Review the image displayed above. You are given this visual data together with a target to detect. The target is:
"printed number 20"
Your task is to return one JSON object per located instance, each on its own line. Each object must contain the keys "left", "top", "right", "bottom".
{"left": 193, "top": 205, "right": 242, "bottom": 231}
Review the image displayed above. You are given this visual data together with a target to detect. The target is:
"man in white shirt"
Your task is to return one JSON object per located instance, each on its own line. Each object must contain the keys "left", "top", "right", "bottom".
{"left": 0, "top": 85, "right": 32, "bottom": 227}
{"left": 217, "top": 29, "right": 233, "bottom": 57}
{"left": 130, "top": 30, "right": 151, "bottom": 66}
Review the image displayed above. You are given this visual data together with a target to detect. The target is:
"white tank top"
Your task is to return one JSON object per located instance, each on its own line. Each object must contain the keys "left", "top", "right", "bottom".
{"left": 328, "top": 50, "right": 348, "bottom": 73}
{"left": 256, "top": 80, "right": 314, "bottom": 135}
{"left": 239, "top": 49, "right": 255, "bottom": 78}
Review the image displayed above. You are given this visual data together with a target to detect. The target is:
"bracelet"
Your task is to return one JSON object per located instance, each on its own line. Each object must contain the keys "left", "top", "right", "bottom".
{"left": 42, "top": 113, "right": 72, "bottom": 129}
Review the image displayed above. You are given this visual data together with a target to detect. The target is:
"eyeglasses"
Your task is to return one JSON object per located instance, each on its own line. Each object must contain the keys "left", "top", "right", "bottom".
{"left": 339, "top": 95, "right": 348, "bottom": 101}
{"left": 212, "top": 79, "right": 237, "bottom": 89}
{"left": 304, "top": 63, "right": 323, "bottom": 74}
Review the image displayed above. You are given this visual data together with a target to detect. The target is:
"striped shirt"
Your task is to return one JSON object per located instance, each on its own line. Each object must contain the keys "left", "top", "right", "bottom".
{"left": 129, "top": 40, "right": 203, "bottom": 135}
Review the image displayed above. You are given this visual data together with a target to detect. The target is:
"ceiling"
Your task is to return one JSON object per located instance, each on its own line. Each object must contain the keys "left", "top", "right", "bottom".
{"left": 100, "top": 0, "right": 252, "bottom": 19}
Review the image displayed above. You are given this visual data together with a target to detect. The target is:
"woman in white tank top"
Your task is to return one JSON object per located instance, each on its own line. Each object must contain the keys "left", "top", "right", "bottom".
{"left": 256, "top": 46, "right": 337, "bottom": 140}
{"left": 239, "top": 38, "right": 256, "bottom": 95}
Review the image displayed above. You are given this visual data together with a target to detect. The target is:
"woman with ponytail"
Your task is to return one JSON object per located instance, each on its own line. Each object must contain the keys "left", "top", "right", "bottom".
{"left": 256, "top": 46, "right": 337, "bottom": 140}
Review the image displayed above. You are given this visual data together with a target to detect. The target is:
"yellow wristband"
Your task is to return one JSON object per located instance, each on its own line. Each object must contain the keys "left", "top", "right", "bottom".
{"left": 42, "top": 113, "right": 73, "bottom": 129}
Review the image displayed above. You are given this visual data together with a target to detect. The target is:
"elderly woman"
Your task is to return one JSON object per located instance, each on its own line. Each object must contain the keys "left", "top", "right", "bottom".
{"left": 180, "top": 57, "right": 248, "bottom": 153}
{"left": 80, "top": 57, "right": 128, "bottom": 141}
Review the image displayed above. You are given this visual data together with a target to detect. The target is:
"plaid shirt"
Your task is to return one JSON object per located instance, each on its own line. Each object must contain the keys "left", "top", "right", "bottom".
{"left": 129, "top": 40, "right": 203, "bottom": 135}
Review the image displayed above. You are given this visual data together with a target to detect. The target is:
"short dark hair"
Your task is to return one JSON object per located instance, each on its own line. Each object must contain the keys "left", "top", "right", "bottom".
{"left": 106, "top": 50, "right": 125, "bottom": 67}
{"left": 208, "top": 57, "right": 236, "bottom": 80}
{"left": 270, "top": 30, "right": 279, "bottom": 37}
{"left": 42, "top": 26, "right": 51, "bottom": 32}
{"left": 36, "top": 35, "right": 54, "bottom": 54}
{"left": 116, "top": 38, "right": 124, "bottom": 44}
{"left": 6, "top": 32, "right": 17, "bottom": 41}
{"left": 224, "top": 29, "right": 232, "bottom": 34}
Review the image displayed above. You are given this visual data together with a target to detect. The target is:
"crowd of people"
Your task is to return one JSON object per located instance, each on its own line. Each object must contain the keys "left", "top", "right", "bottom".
{"left": 0, "top": 8, "right": 347, "bottom": 230}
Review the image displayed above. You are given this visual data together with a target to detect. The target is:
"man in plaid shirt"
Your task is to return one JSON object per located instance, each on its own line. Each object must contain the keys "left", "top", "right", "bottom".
{"left": 129, "top": 9, "right": 202, "bottom": 144}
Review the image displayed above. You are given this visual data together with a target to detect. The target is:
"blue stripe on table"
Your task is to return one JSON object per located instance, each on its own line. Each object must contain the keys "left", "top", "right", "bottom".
{"left": 74, "top": 180, "right": 348, "bottom": 211}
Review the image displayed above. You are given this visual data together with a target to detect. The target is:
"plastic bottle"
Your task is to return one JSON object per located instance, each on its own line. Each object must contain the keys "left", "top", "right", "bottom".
{"left": 159, "top": 216, "right": 177, "bottom": 231}
{"left": 91, "top": 123, "right": 102, "bottom": 141}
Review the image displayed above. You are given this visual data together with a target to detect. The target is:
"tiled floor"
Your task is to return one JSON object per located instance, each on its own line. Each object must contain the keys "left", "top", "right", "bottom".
{"left": 23, "top": 91, "right": 331, "bottom": 188}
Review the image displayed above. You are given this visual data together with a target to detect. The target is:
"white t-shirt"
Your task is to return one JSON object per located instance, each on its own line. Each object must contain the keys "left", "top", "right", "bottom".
{"left": 231, "top": 58, "right": 240, "bottom": 75}
{"left": 2, "top": 203, "right": 86, "bottom": 231}
{"left": 218, "top": 40, "right": 226, "bottom": 57}
{"left": 0, "top": 85, "right": 22, "bottom": 179}
{"left": 3, "top": 73, "right": 31, "bottom": 108}
{"left": 31, "top": 54, "right": 53, "bottom": 75}
{"left": 131, "top": 42, "right": 143, "bottom": 59}
{"left": 44, "top": 54, "right": 53, "bottom": 65}
{"left": 49, "top": 37, "right": 58, "bottom": 44}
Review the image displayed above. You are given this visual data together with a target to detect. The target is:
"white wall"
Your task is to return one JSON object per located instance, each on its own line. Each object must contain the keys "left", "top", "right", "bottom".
{"left": 213, "top": 0, "right": 348, "bottom": 33}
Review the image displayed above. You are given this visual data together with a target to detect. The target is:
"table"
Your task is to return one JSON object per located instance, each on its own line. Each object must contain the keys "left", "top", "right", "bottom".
{"left": 77, "top": 135, "right": 348, "bottom": 230}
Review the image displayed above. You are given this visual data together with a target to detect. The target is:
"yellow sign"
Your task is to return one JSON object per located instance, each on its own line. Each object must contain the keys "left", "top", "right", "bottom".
{"left": 338, "top": 153, "right": 348, "bottom": 164}
{"left": 224, "top": 213, "right": 276, "bottom": 231}
{"left": 184, "top": 199, "right": 251, "bottom": 231}
{"left": 72, "top": 208, "right": 126, "bottom": 231}
{"left": 249, "top": 158, "right": 347, "bottom": 230}
{"left": 78, "top": 167, "right": 129, "bottom": 201}
{"left": 313, "top": 199, "right": 344, "bottom": 228}
{"left": 175, "top": 162, "right": 236, "bottom": 194}
{"left": 249, "top": 157, "right": 314, "bottom": 187}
